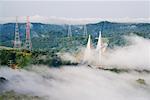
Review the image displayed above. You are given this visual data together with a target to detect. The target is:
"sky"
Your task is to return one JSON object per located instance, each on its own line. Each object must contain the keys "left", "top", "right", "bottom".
{"left": 0, "top": 0, "right": 149, "bottom": 24}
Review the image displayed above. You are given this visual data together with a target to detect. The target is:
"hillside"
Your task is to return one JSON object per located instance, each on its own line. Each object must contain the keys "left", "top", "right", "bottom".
{"left": 0, "top": 21, "right": 150, "bottom": 50}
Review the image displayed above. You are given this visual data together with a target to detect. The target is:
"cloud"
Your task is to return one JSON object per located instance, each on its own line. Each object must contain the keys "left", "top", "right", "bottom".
{"left": 64, "top": 35, "right": 150, "bottom": 69}
{"left": 0, "top": 66, "right": 150, "bottom": 100}
{"left": 0, "top": 15, "right": 149, "bottom": 25}
{"left": 102, "top": 35, "right": 150, "bottom": 69}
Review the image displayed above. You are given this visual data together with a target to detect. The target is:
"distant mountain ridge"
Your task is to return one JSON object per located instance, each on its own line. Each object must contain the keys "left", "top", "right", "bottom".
{"left": 0, "top": 21, "right": 150, "bottom": 50}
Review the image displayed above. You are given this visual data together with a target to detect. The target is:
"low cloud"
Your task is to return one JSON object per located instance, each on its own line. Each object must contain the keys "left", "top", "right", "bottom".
{"left": 0, "top": 66, "right": 150, "bottom": 100}
{"left": 0, "top": 35, "right": 150, "bottom": 100}
{"left": 102, "top": 35, "right": 150, "bottom": 69}
{"left": 61, "top": 35, "right": 150, "bottom": 69}
{"left": 0, "top": 15, "right": 149, "bottom": 24}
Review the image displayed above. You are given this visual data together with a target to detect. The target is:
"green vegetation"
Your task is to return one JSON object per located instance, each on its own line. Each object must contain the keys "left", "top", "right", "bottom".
{"left": 0, "top": 21, "right": 149, "bottom": 68}
{"left": 0, "top": 49, "right": 78, "bottom": 68}
{"left": 0, "top": 49, "right": 31, "bottom": 68}
{"left": 0, "top": 91, "right": 43, "bottom": 100}
{"left": 136, "top": 79, "right": 146, "bottom": 85}
{"left": 98, "top": 67, "right": 129, "bottom": 73}
{"left": 97, "top": 67, "right": 150, "bottom": 74}
{"left": 0, "top": 22, "right": 149, "bottom": 49}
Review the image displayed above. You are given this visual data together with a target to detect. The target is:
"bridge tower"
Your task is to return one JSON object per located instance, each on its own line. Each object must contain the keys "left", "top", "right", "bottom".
{"left": 14, "top": 16, "right": 21, "bottom": 48}
{"left": 83, "top": 24, "right": 87, "bottom": 36}
{"left": 25, "top": 16, "right": 32, "bottom": 50}
{"left": 68, "top": 25, "right": 72, "bottom": 37}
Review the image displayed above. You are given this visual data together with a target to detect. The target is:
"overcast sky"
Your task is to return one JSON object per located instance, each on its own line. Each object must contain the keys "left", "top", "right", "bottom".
{"left": 0, "top": 0, "right": 149, "bottom": 24}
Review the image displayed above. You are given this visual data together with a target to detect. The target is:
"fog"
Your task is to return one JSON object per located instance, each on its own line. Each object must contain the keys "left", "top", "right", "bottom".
{"left": 0, "top": 66, "right": 150, "bottom": 100}
{"left": 60, "top": 35, "right": 150, "bottom": 69}
{"left": 102, "top": 35, "right": 150, "bottom": 69}
{"left": 0, "top": 35, "right": 150, "bottom": 100}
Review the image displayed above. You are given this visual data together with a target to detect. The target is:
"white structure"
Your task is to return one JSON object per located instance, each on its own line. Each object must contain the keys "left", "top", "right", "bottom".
{"left": 96, "top": 31, "right": 102, "bottom": 64}
{"left": 83, "top": 35, "right": 92, "bottom": 63}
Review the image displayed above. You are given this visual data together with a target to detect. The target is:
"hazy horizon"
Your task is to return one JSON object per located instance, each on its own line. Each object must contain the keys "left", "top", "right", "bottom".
{"left": 0, "top": 0, "right": 149, "bottom": 24}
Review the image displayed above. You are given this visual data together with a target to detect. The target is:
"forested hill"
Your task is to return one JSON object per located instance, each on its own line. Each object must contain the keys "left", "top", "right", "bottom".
{"left": 0, "top": 21, "right": 150, "bottom": 50}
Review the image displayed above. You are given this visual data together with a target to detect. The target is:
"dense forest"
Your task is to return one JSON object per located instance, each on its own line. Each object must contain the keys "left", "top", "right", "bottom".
{"left": 0, "top": 48, "right": 78, "bottom": 68}
{"left": 0, "top": 21, "right": 150, "bottom": 67}
{"left": 0, "top": 21, "right": 150, "bottom": 49}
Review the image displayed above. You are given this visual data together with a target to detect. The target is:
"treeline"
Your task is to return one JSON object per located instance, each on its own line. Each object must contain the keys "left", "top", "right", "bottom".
{"left": 0, "top": 49, "right": 78, "bottom": 68}
{"left": 1, "top": 21, "right": 149, "bottom": 49}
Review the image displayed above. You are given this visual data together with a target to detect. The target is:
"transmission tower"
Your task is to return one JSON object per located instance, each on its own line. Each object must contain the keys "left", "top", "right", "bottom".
{"left": 83, "top": 24, "right": 87, "bottom": 36}
{"left": 14, "top": 16, "right": 21, "bottom": 48}
{"left": 68, "top": 25, "right": 72, "bottom": 37}
{"left": 25, "top": 16, "right": 32, "bottom": 50}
